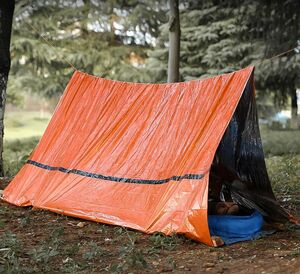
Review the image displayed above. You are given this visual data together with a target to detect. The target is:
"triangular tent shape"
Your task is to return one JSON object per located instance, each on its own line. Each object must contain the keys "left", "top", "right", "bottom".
{"left": 3, "top": 66, "right": 289, "bottom": 246}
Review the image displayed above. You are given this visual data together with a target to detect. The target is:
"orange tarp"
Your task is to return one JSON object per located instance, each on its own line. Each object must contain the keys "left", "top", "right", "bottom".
{"left": 3, "top": 66, "right": 254, "bottom": 246}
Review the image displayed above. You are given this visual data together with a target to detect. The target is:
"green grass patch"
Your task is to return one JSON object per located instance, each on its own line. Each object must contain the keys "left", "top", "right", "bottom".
{"left": 3, "top": 137, "right": 40, "bottom": 177}
{"left": 4, "top": 111, "right": 51, "bottom": 140}
{"left": 266, "top": 154, "right": 300, "bottom": 195}
{"left": 3, "top": 111, "right": 51, "bottom": 176}
{"left": 261, "top": 128, "right": 300, "bottom": 156}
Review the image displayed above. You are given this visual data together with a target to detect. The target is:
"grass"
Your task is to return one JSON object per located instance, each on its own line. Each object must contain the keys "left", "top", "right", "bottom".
{"left": 3, "top": 111, "right": 50, "bottom": 176}
{"left": 266, "top": 154, "right": 300, "bottom": 213}
{"left": 4, "top": 111, "right": 51, "bottom": 140}
{"left": 3, "top": 137, "right": 40, "bottom": 177}
{"left": 266, "top": 155, "right": 300, "bottom": 193}
{"left": 261, "top": 127, "right": 300, "bottom": 155}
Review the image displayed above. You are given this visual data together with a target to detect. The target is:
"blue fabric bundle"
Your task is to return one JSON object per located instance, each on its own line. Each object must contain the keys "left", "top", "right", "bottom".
{"left": 208, "top": 211, "right": 264, "bottom": 245}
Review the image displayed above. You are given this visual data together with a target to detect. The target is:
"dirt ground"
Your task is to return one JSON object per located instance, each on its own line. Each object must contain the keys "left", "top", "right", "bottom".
{"left": 0, "top": 179, "right": 299, "bottom": 274}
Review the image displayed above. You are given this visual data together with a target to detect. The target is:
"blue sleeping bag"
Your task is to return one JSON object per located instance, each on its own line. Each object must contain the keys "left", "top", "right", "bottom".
{"left": 208, "top": 210, "right": 264, "bottom": 245}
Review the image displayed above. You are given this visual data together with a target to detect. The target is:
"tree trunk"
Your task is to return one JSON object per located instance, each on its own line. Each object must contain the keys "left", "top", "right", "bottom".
{"left": 290, "top": 87, "right": 298, "bottom": 129}
{"left": 0, "top": 1, "right": 15, "bottom": 176}
{"left": 167, "top": 0, "right": 180, "bottom": 83}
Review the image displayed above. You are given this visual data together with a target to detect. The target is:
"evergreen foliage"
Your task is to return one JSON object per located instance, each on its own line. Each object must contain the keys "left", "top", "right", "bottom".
{"left": 7, "top": 0, "right": 299, "bottom": 116}
{"left": 147, "top": 0, "right": 299, "bottom": 115}
{"left": 8, "top": 0, "right": 166, "bottom": 101}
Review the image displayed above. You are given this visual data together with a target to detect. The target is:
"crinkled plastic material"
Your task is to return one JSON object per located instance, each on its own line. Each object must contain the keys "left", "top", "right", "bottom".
{"left": 3, "top": 66, "right": 288, "bottom": 246}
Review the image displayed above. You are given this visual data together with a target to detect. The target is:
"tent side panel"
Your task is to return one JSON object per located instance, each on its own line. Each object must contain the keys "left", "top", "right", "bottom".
{"left": 3, "top": 163, "right": 212, "bottom": 245}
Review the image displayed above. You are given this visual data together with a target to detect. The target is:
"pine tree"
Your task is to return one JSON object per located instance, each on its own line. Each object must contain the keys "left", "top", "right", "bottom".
{"left": 167, "top": 0, "right": 180, "bottom": 82}
{"left": 252, "top": 1, "right": 300, "bottom": 127}
{"left": 147, "top": 0, "right": 300, "bottom": 124}
{"left": 147, "top": 1, "right": 258, "bottom": 81}
{"left": 9, "top": 0, "right": 166, "bottom": 101}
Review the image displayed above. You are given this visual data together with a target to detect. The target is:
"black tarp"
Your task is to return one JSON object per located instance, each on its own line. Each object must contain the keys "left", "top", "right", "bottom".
{"left": 211, "top": 72, "right": 290, "bottom": 223}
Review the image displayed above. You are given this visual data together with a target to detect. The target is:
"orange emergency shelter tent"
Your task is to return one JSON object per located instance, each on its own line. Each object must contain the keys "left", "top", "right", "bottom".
{"left": 3, "top": 66, "right": 290, "bottom": 246}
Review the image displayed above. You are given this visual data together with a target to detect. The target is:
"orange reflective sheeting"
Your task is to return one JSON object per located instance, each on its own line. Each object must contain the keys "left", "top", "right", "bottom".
{"left": 3, "top": 66, "right": 254, "bottom": 246}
